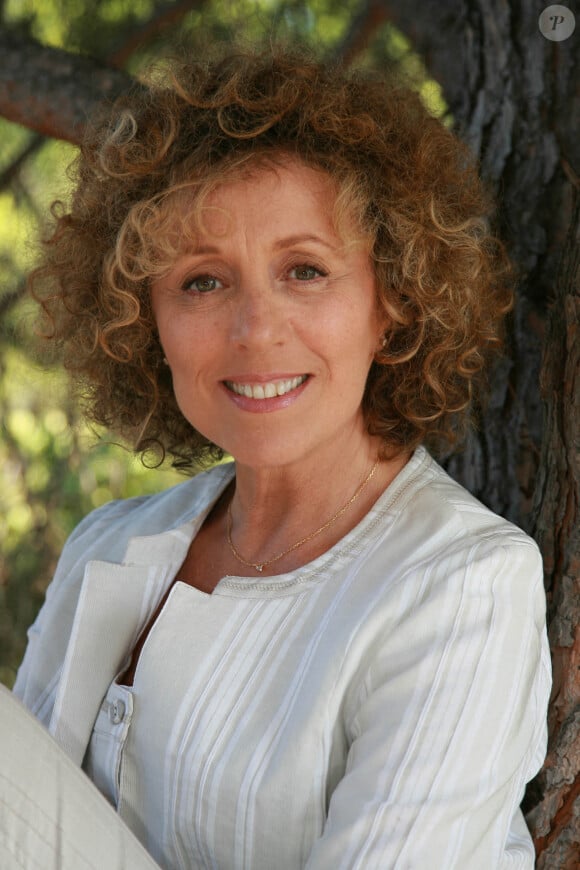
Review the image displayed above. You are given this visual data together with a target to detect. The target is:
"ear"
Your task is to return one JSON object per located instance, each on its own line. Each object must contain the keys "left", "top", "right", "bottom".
{"left": 372, "top": 308, "right": 391, "bottom": 363}
{"left": 374, "top": 310, "right": 390, "bottom": 350}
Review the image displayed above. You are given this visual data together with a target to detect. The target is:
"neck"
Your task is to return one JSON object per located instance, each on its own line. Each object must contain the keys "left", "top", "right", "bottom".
{"left": 226, "top": 435, "right": 409, "bottom": 574}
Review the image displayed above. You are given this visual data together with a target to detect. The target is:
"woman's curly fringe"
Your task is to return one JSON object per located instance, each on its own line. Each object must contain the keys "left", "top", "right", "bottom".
{"left": 30, "top": 46, "right": 514, "bottom": 470}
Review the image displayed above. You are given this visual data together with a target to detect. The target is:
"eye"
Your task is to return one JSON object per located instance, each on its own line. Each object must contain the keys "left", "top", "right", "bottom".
{"left": 288, "top": 264, "right": 326, "bottom": 281}
{"left": 182, "top": 274, "right": 223, "bottom": 294}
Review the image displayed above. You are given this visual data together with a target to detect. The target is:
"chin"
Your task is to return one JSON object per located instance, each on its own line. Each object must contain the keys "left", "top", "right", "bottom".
{"left": 220, "top": 435, "right": 318, "bottom": 471}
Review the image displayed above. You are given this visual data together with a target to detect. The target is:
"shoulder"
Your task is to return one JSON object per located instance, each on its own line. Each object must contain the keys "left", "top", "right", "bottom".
{"left": 364, "top": 446, "right": 545, "bottom": 625}
{"left": 61, "top": 461, "right": 235, "bottom": 566}
{"left": 350, "top": 450, "right": 548, "bottom": 722}
{"left": 12, "top": 462, "right": 235, "bottom": 710}
{"left": 393, "top": 446, "right": 542, "bottom": 566}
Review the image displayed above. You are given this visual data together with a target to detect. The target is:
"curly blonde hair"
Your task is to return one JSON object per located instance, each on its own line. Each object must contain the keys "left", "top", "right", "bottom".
{"left": 32, "top": 47, "right": 513, "bottom": 469}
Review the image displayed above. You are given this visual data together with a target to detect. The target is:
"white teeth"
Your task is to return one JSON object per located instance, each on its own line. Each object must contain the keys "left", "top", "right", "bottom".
{"left": 227, "top": 375, "right": 307, "bottom": 399}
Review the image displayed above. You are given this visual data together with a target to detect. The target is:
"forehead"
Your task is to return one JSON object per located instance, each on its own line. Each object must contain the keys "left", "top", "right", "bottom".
{"left": 207, "top": 158, "right": 335, "bottom": 199}
{"left": 193, "top": 161, "right": 339, "bottom": 237}
{"left": 137, "top": 157, "right": 369, "bottom": 274}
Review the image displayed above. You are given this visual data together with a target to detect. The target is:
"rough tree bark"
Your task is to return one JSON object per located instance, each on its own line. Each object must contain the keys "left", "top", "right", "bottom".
{"left": 0, "top": 3, "right": 578, "bottom": 862}
{"left": 529, "top": 185, "right": 580, "bottom": 868}
{"left": 384, "top": 0, "right": 579, "bottom": 864}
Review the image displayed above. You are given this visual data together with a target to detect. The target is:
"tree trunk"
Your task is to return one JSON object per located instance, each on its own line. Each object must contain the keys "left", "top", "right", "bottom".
{"left": 385, "top": 0, "right": 580, "bottom": 862}
{"left": 527, "top": 183, "right": 580, "bottom": 869}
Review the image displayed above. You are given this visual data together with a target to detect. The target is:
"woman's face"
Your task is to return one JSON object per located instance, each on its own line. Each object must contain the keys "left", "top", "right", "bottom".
{"left": 151, "top": 160, "right": 385, "bottom": 470}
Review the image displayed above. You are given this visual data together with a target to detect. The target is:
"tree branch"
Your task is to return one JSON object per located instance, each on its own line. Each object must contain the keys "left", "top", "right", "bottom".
{"left": 0, "top": 282, "right": 26, "bottom": 321}
{"left": 0, "top": 33, "right": 136, "bottom": 143}
{"left": 107, "top": 0, "right": 209, "bottom": 68}
{"left": 0, "top": 137, "right": 42, "bottom": 189}
{"left": 336, "top": 0, "right": 391, "bottom": 65}
{"left": 0, "top": 0, "right": 208, "bottom": 162}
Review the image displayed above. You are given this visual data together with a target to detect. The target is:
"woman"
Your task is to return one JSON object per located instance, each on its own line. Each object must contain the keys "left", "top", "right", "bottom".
{"left": 10, "top": 48, "right": 550, "bottom": 868}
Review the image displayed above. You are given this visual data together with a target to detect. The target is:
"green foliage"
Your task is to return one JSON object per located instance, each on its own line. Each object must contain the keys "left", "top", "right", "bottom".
{"left": 0, "top": 346, "right": 183, "bottom": 687}
{"left": 0, "top": 0, "right": 448, "bottom": 687}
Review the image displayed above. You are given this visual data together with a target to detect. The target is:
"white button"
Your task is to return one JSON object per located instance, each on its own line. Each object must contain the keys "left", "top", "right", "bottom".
{"left": 109, "top": 699, "right": 126, "bottom": 724}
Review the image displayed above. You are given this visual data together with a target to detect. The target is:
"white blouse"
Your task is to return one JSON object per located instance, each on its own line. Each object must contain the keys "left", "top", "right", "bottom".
{"left": 15, "top": 448, "right": 551, "bottom": 869}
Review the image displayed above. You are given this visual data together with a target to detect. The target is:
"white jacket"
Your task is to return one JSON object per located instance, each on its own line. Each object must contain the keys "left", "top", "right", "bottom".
{"left": 14, "top": 447, "right": 551, "bottom": 869}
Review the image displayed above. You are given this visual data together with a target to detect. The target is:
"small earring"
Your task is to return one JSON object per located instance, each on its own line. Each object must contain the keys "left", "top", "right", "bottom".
{"left": 162, "top": 357, "right": 169, "bottom": 365}
{"left": 374, "top": 335, "right": 388, "bottom": 363}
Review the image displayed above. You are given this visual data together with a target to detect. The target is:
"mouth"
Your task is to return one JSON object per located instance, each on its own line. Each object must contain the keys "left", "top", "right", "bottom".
{"left": 224, "top": 374, "right": 308, "bottom": 399}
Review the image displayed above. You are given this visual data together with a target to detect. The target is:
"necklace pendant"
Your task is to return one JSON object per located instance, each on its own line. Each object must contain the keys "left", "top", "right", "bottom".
{"left": 255, "top": 564, "right": 264, "bottom": 572}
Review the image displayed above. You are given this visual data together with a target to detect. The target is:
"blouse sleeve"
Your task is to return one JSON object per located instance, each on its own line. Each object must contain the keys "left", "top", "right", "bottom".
{"left": 305, "top": 538, "right": 551, "bottom": 870}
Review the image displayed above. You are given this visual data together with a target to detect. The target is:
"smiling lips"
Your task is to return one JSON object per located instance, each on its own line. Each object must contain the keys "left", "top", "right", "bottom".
{"left": 225, "top": 375, "right": 308, "bottom": 400}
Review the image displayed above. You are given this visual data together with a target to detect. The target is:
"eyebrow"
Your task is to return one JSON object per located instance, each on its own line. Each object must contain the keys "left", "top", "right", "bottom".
{"left": 272, "top": 234, "right": 338, "bottom": 251}
{"left": 183, "top": 234, "right": 339, "bottom": 257}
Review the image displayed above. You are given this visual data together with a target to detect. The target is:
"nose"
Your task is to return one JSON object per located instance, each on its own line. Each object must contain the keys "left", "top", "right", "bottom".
{"left": 229, "top": 279, "right": 287, "bottom": 348}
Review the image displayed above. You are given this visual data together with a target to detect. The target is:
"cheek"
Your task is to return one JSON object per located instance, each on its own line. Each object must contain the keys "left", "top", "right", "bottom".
{"left": 156, "top": 312, "right": 210, "bottom": 367}
{"left": 345, "top": 306, "right": 383, "bottom": 362}
{"left": 154, "top": 309, "right": 176, "bottom": 357}
{"left": 169, "top": 369, "right": 213, "bottom": 438}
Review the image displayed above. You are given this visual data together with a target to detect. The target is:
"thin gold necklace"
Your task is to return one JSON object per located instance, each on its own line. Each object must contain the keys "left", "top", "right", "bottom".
{"left": 226, "top": 457, "right": 380, "bottom": 573}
